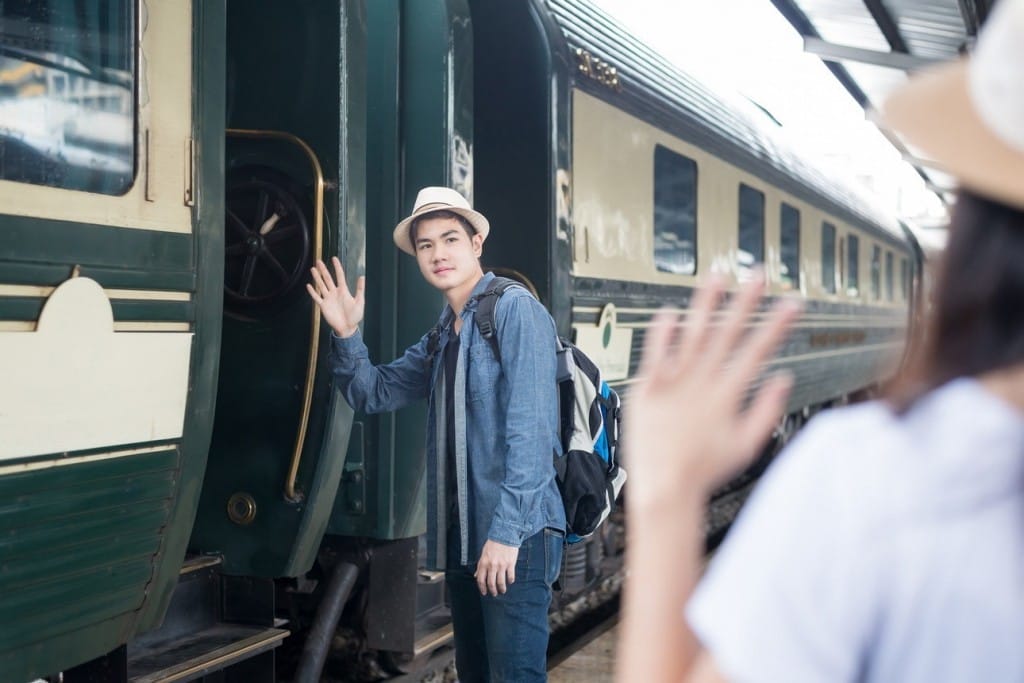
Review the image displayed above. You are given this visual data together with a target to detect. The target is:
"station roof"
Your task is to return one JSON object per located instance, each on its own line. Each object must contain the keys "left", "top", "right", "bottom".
{"left": 768, "top": 0, "right": 996, "bottom": 208}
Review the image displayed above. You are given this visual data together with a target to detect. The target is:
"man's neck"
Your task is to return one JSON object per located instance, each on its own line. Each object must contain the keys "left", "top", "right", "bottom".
{"left": 445, "top": 270, "right": 485, "bottom": 317}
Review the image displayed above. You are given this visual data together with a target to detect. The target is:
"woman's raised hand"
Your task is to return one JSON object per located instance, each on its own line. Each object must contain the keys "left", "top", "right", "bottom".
{"left": 624, "top": 277, "right": 801, "bottom": 512}
{"left": 306, "top": 256, "right": 366, "bottom": 338}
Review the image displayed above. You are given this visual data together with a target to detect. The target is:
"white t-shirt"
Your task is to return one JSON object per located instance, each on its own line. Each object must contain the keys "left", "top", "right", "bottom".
{"left": 688, "top": 378, "right": 1024, "bottom": 683}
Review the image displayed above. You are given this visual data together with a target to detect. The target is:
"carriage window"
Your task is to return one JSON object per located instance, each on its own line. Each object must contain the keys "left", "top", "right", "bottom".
{"left": 885, "top": 251, "right": 894, "bottom": 301}
{"left": 846, "top": 234, "right": 860, "bottom": 296}
{"left": 780, "top": 203, "right": 800, "bottom": 289}
{"left": 821, "top": 222, "right": 836, "bottom": 293}
{"left": 653, "top": 145, "right": 697, "bottom": 275}
{"left": 0, "top": 0, "right": 136, "bottom": 194}
{"left": 738, "top": 184, "right": 764, "bottom": 270}
{"left": 871, "top": 245, "right": 882, "bottom": 300}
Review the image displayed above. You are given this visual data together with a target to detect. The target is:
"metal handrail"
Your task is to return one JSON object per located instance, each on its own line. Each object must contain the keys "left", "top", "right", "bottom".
{"left": 226, "top": 128, "right": 325, "bottom": 502}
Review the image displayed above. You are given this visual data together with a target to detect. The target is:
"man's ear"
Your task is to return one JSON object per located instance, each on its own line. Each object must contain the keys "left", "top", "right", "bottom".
{"left": 472, "top": 233, "right": 484, "bottom": 257}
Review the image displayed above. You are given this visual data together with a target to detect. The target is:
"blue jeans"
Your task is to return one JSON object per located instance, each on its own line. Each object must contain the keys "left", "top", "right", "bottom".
{"left": 446, "top": 524, "right": 564, "bottom": 682}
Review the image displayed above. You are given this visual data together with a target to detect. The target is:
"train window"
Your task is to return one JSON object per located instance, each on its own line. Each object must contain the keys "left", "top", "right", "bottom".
{"left": 0, "top": 1, "right": 136, "bottom": 195}
{"left": 738, "top": 184, "right": 764, "bottom": 270}
{"left": 885, "top": 251, "right": 894, "bottom": 301}
{"left": 821, "top": 222, "right": 836, "bottom": 293}
{"left": 871, "top": 245, "right": 882, "bottom": 300}
{"left": 847, "top": 234, "right": 860, "bottom": 296}
{"left": 653, "top": 145, "right": 698, "bottom": 275}
{"left": 780, "top": 203, "right": 800, "bottom": 289}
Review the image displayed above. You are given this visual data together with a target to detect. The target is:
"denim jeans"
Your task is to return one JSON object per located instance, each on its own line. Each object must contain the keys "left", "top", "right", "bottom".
{"left": 445, "top": 524, "right": 564, "bottom": 682}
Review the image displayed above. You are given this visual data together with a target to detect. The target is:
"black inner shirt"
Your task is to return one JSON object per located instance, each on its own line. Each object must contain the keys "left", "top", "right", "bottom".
{"left": 444, "top": 333, "right": 460, "bottom": 522}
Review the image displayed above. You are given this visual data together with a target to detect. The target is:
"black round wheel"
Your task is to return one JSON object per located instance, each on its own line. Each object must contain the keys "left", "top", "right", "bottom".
{"left": 224, "top": 167, "right": 312, "bottom": 309}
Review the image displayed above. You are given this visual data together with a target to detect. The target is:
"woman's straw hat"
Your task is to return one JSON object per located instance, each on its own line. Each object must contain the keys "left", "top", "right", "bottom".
{"left": 880, "top": 0, "right": 1024, "bottom": 209}
{"left": 392, "top": 187, "right": 490, "bottom": 256}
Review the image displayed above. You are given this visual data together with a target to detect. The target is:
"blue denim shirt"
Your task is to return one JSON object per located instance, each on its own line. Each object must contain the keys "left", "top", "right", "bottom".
{"left": 329, "top": 272, "right": 566, "bottom": 569}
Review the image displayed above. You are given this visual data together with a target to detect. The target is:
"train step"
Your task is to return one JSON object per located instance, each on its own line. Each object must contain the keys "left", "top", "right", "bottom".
{"left": 128, "top": 624, "right": 289, "bottom": 683}
{"left": 122, "top": 554, "right": 287, "bottom": 683}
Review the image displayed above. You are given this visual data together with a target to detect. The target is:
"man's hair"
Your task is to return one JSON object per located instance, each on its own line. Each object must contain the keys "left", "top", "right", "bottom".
{"left": 409, "top": 210, "right": 476, "bottom": 250}
{"left": 891, "top": 190, "right": 1024, "bottom": 411}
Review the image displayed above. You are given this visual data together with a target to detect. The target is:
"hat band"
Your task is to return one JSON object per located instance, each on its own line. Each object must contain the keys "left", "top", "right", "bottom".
{"left": 414, "top": 201, "right": 458, "bottom": 215}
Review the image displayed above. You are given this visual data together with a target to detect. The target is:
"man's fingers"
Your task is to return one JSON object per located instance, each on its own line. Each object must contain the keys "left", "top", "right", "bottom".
{"left": 354, "top": 275, "right": 366, "bottom": 306}
{"left": 331, "top": 256, "right": 352, "bottom": 298}
{"left": 305, "top": 283, "right": 322, "bottom": 304}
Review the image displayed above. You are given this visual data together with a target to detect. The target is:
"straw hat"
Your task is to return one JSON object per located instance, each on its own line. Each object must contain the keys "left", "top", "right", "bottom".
{"left": 880, "top": 0, "right": 1024, "bottom": 209}
{"left": 392, "top": 187, "right": 490, "bottom": 256}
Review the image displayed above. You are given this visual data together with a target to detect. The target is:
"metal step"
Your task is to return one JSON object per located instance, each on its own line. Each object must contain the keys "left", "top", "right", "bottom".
{"left": 128, "top": 624, "right": 289, "bottom": 683}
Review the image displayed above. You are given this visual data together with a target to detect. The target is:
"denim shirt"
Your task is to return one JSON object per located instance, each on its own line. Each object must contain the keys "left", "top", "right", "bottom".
{"left": 328, "top": 272, "right": 566, "bottom": 569}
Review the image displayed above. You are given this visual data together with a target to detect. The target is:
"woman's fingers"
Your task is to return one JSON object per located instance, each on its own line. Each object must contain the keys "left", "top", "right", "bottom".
{"left": 673, "top": 276, "right": 726, "bottom": 373}
{"left": 724, "top": 298, "right": 801, "bottom": 396}
{"left": 703, "top": 276, "right": 766, "bottom": 371}
{"left": 737, "top": 372, "right": 793, "bottom": 457}
{"left": 638, "top": 308, "right": 683, "bottom": 380}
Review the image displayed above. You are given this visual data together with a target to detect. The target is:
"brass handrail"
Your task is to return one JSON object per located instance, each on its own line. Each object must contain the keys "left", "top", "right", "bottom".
{"left": 226, "top": 128, "right": 325, "bottom": 503}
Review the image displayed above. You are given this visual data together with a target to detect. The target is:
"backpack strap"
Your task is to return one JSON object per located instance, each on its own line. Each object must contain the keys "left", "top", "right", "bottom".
{"left": 472, "top": 276, "right": 521, "bottom": 364}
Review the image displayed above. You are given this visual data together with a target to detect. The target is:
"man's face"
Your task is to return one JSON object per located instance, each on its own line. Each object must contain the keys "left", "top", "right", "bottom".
{"left": 413, "top": 215, "right": 484, "bottom": 293}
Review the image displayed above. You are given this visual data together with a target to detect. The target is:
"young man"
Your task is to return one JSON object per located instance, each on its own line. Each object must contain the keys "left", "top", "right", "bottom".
{"left": 307, "top": 186, "right": 566, "bottom": 681}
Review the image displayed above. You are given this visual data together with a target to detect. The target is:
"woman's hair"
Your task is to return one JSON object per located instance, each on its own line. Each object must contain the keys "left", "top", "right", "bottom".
{"left": 409, "top": 210, "right": 476, "bottom": 250}
{"left": 891, "top": 190, "right": 1024, "bottom": 410}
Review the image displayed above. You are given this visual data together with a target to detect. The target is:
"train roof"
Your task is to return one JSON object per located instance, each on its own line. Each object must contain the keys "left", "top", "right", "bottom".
{"left": 541, "top": 0, "right": 909, "bottom": 246}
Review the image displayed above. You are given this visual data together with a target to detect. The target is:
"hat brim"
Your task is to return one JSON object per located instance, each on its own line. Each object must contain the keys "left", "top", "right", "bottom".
{"left": 392, "top": 206, "right": 490, "bottom": 256}
{"left": 880, "top": 59, "right": 1024, "bottom": 210}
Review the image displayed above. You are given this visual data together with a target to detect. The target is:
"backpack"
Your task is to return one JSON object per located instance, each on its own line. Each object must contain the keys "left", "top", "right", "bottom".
{"left": 473, "top": 277, "right": 627, "bottom": 544}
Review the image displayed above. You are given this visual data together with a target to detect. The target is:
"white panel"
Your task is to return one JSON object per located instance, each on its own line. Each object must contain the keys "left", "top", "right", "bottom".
{"left": 0, "top": 278, "right": 193, "bottom": 460}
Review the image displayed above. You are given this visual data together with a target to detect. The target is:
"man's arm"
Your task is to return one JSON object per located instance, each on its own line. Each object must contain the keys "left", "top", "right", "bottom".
{"left": 309, "top": 257, "right": 433, "bottom": 413}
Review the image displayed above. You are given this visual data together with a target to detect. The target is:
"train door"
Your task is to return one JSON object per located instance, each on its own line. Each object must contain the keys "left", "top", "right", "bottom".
{"left": 0, "top": 0, "right": 225, "bottom": 679}
{"left": 188, "top": 0, "right": 367, "bottom": 580}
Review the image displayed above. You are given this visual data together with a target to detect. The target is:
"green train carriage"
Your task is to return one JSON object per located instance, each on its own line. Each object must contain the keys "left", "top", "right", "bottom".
{"left": 0, "top": 0, "right": 923, "bottom": 681}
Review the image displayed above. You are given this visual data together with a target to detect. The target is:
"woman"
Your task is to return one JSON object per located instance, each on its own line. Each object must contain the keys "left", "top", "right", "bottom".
{"left": 617, "top": 1, "right": 1024, "bottom": 680}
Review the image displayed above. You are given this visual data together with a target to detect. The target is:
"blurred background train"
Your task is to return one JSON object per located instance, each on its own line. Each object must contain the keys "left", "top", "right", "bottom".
{"left": 0, "top": 0, "right": 924, "bottom": 681}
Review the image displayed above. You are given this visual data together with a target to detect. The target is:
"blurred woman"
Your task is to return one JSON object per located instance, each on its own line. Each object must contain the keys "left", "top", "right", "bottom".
{"left": 616, "top": 1, "right": 1024, "bottom": 681}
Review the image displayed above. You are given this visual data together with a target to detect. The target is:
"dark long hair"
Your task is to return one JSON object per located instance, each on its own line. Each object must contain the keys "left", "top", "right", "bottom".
{"left": 891, "top": 190, "right": 1024, "bottom": 411}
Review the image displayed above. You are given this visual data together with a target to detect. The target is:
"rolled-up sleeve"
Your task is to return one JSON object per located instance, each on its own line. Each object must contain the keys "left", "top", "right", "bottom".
{"left": 486, "top": 294, "right": 560, "bottom": 547}
{"left": 329, "top": 329, "right": 433, "bottom": 414}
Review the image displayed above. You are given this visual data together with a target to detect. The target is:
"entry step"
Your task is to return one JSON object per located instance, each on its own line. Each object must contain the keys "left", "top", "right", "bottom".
{"left": 128, "top": 624, "right": 289, "bottom": 683}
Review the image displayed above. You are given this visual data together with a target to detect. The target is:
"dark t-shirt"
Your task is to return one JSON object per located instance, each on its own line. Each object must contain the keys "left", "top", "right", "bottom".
{"left": 444, "top": 334, "right": 460, "bottom": 522}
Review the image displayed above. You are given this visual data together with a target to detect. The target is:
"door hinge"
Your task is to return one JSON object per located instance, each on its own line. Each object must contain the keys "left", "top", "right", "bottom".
{"left": 184, "top": 138, "right": 196, "bottom": 207}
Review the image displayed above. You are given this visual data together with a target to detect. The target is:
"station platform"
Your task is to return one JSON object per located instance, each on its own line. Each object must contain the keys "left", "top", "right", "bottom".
{"left": 549, "top": 623, "right": 618, "bottom": 682}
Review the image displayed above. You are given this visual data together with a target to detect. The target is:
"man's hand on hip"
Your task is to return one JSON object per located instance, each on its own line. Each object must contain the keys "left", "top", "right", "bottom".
{"left": 475, "top": 539, "right": 519, "bottom": 596}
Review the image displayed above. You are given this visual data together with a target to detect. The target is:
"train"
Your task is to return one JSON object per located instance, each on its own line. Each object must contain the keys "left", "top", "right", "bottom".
{"left": 0, "top": 0, "right": 924, "bottom": 681}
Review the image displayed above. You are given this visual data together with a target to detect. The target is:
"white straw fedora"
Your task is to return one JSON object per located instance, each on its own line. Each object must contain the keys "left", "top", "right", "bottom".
{"left": 879, "top": 0, "right": 1024, "bottom": 210}
{"left": 392, "top": 187, "right": 490, "bottom": 256}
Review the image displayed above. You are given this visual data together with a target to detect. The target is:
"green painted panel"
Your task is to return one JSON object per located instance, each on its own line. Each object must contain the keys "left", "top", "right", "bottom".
{"left": 0, "top": 448, "right": 178, "bottom": 672}
{"left": 3, "top": 567, "right": 152, "bottom": 649}
{"left": 0, "top": 506, "right": 168, "bottom": 558}
{"left": 0, "top": 298, "right": 194, "bottom": 322}
{"left": 0, "top": 261, "right": 196, "bottom": 290}
{"left": 0, "top": 216, "right": 194, "bottom": 271}
{"left": 0, "top": 448, "right": 178, "bottom": 492}
{"left": 2, "top": 613, "right": 134, "bottom": 683}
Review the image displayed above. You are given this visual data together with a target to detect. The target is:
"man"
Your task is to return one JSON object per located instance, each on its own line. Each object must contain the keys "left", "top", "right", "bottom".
{"left": 306, "top": 186, "right": 566, "bottom": 681}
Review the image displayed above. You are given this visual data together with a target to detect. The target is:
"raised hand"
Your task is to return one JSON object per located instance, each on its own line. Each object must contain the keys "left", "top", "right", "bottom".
{"left": 306, "top": 256, "right": 366, "bottom": 338}
{"left": 624, "top": 277, "right": 801, "bottom": 512}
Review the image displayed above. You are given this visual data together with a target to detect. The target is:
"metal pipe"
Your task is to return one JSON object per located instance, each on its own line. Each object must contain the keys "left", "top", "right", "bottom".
{"left": 294, "top": 561, "right": 360, "bottom": 683}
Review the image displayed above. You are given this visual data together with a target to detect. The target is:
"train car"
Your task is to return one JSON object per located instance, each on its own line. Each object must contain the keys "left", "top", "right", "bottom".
{"left": 0, "top": 0, "right": 923, "bottom": 681}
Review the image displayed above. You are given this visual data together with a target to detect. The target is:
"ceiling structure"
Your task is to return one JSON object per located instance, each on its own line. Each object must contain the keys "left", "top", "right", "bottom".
{"left": 768, "top": 0, "right": 997, "bottom": 211}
